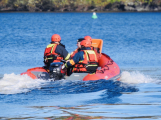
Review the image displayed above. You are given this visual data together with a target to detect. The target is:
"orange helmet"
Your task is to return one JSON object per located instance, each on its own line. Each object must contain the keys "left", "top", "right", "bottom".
{"left": 84, "top": 36, "right": 92, "bottom": 42}
{"left": 51, "top": 34, "right": 61, "bottom": 42}
{"left": 80, "top": 40, "right": 91, "bottom": 47}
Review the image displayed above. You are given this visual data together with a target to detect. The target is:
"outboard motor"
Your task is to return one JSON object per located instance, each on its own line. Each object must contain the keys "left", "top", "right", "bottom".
{"left": 49, "top": 62, "right": 66, "bottom": 80}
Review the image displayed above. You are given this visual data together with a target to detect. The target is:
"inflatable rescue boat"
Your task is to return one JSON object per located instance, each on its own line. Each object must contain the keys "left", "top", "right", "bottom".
{"left": 21, "top": 39, "right": 121, "bottom": 81}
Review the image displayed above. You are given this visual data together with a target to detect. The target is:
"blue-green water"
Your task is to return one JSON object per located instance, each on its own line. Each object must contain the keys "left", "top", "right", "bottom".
{"left": 0, "top": 12, "right": 161, "bottom": 119}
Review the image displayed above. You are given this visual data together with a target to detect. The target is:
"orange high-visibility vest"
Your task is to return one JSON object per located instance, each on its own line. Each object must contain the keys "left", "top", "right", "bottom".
{"left": 73, "top": 50, "right": 98, "bottom": 73}
{"left": 44, "top": 43, "right": 63, "bottom": 62}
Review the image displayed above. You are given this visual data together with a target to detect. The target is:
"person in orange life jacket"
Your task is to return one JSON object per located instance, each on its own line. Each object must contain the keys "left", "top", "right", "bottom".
{"left": 65, "top": 40, "right": 98, "bottom": 73}
{"left": 70, "top": 38, "right": 85, "bottom": 58}
{"left": 84, "top": 35, "right": 95, "bottom": 51}
{"left": 84, "top": 35, "right": 101, "bottom": 60}
{"left": 66, "top": 38, "right": 85, "bottom": 76}
{"left": 44, "top": 34, "right": 70, "bottom": 68}
{"left": 70, "top": 36, "right": 93, "bottom": 58}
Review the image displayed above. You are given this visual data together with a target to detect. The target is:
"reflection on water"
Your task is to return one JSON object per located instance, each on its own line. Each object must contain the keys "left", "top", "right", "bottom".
{"left": 1, "top": 103, "right": 161, "bottom": 120}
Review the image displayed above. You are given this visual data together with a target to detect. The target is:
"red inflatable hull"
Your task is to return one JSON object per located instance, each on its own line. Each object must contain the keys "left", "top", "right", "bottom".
{"left": 21, "top": 67, "right": 50, "bottom": 80}
{"left": 21, "top": 53, "right": 121, "bottom": 81}
{"left": 83, "top": 53, "right": 120, "bottom": 81}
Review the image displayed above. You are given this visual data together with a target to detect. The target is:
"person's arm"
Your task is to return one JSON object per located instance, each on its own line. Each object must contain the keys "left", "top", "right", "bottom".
{"left": 65, "top": 51, "right": 84, "bottom": 68}
{"left": 55, "top": 45, "right": 70, "bottom": 60}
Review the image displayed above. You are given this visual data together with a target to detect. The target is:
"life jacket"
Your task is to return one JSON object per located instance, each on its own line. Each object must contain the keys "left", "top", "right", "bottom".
{"left": 44, "top": 43, "right": 63, "bottom": 63}
{"left": 70, "top": 48, "right": 81, "bottom": 58}
{"left": 91, "top": 46, "right": 101, "bottom": 60}
{"left": 73, "top": 50, "right": 98, "bottom": 73}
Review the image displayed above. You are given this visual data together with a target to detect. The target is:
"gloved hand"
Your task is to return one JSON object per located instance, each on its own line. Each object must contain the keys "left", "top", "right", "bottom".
{"left": 62, "top": 64, "right": 65, "bottom": 69}
{"left": 62, "top": 63, "right": 68, "bottom": 69}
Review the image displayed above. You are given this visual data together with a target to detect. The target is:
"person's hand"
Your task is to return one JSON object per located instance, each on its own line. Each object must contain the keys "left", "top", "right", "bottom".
{"left": 62, "top": 64, "right": 65, "bottom": 69}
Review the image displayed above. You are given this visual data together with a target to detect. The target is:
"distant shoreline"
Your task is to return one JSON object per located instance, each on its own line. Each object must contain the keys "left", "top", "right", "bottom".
{"left": 1, "top": 11, "right": 161, "bottom": 13}
{"left": 1, "top": 1, "right": 161, "bottom": 13}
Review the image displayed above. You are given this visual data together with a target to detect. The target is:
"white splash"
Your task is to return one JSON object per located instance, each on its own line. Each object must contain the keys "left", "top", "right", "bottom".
{"left": 0, "top": 73, "right": 48, "bottom": 94}
{"left": 120, "top": 71, "right": 154, "bottom": 84}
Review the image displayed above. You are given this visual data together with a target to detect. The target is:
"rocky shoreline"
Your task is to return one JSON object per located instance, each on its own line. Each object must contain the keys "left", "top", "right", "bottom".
{"left": 0, "top": 1, "right": 161, "bottom": 12}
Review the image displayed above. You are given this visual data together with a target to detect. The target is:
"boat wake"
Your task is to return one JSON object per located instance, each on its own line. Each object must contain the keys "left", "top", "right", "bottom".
{"left": 0, "top": 73, "right": 48, "bottom": 94}
{"left": 0, "top": 70, "right": 157, "bottom": 95}
{"left": 120, "top": 71, "right": 157, "bottom": 84}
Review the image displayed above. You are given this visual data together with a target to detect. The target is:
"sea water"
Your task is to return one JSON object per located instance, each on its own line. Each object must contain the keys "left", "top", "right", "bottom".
{"left": 0, "top": 12, "right": 161, "bottom": 119}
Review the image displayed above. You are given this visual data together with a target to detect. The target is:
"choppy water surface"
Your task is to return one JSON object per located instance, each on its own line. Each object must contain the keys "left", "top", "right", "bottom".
{"left": 0, "top": 12, "right": 161, "bottom": 119}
